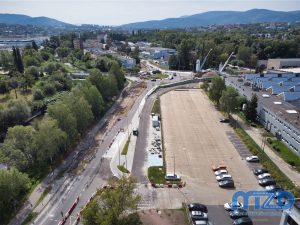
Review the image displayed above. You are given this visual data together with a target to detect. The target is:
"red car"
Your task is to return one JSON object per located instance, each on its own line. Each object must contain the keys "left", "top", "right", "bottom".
{"left": 211, "top": 164, "right": 227, "bottom": 171}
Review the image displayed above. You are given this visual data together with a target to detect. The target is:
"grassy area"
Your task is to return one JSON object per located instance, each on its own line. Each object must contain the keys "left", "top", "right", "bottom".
{"left": 234, "top": 126, "right": 300, "bottom": 197}
{"left": 121, "top": 136, "right": 130, "bottom": 155}
{"left": 21, "top": 212, "right": 38, "bottom": 225}
{"left": 150, "top": 74, "right": 169, "bottom": 80}
{"left": 117, "top": 165, "right": 130, "bottom": 174}
{"left": 0, "top": 89, "right": 33, "bottom": 106}
{"left": 267, "top": 138, "right": 300, "bottom": 172}
{"left": 148, "top": 166, "right": 165, "bottom": 184}
{"left": 151, "top": 98, "right": 161, "bottom": 114}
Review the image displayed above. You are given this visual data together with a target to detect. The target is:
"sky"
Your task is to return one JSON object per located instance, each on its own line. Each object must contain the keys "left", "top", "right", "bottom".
{"left": 0, "top": 0, "right": 300, "bottom": 26}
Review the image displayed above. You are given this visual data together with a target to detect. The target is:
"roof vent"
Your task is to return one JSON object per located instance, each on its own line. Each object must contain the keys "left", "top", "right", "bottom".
{"left": 286, "top": 110, "right": 298, "bottom": 114}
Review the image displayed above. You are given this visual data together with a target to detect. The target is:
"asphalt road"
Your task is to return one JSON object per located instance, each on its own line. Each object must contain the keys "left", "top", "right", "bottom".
{"left": 32, "top": 73, "right": 195, "bottom": 225}
{"left": 33, "top": 82, "right": 152, "bottom": 225}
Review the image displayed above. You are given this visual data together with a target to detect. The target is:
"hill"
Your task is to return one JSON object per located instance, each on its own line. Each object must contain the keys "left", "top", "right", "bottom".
{"left": 0, "top": 13, "right": 73, "bottom": 27}
{"left": 120, "top": 9, "right": 300, "bottom": 29}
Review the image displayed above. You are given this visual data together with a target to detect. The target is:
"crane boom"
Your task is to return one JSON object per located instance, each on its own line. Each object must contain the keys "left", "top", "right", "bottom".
{"left": 219, "top": 52, "right": 234, "bottom": 73}
{"left": 199, "top": 48, "right": 213, "bottom": 71}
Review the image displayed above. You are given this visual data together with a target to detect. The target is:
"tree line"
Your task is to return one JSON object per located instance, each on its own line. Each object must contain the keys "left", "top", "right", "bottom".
{"left": 0, "top": 33, "right": 126, "bottom": 223}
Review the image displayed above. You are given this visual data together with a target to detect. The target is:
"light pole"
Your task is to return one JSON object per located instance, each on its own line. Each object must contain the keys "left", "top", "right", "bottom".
{"left": 118, "top": 137, "right": 120, "bottom": 166}
{"left": 173, "top": 154, "right": 176, "bottom": 175}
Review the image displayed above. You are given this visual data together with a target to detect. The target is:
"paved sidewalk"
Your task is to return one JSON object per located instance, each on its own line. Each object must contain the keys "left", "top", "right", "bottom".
{"left": 109, "top": 93, "right": 146, "bottom": 178}
{"left": 233, "top": 115, "right": 300, "bottom": 187}
{"left": 8, "top": 84, "right": 132, "bottom": 225}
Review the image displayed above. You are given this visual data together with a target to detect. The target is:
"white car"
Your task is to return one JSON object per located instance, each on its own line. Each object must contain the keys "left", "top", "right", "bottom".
{"left": 258, "top": 173, "right": 271, "bottom": 179}
{"left": 214, "top": 169, "right": 228, "bottom": 176}
{"left": 262, "top": 94, "right": 270, "bottom": 98}
{"left": 224, "top": 202, "right": 244, "bottom": 211}
{"left": 165, "top": 173, "right": 181, "bottom": 181}
{"left": 246, "top": 155, "right": 259, "bottom": 162}
{"left": 216, "top": 174, "right": 232, "bottom": 181}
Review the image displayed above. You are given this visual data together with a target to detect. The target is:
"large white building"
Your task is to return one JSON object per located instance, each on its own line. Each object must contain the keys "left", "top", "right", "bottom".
{"left": 226, "top": 71, "right": 300, "bottom": 155}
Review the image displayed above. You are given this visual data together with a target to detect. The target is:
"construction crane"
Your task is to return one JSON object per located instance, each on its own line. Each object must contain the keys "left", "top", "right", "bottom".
{"left": 219, "top": 52, "right": 234, "bottom": 75}
{"left": 196, "top": 48, "right": 213, "bottom": 72}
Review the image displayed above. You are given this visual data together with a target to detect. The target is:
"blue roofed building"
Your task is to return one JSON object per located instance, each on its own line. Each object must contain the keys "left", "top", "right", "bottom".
{"left": 225, "top": 70, "right": 300, "bottom": 155}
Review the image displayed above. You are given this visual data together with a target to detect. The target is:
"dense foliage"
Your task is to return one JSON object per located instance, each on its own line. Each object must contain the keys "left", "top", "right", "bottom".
{"left": 0, "top": 33, "right": 126, "bottom": 223}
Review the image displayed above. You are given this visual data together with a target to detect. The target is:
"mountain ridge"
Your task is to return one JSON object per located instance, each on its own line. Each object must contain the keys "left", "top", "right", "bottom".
{"left": 0, "top": 13, "right": 74, "bottom": 27}
{"left": 120, "top": 9, "right": 300, "bottom": 29}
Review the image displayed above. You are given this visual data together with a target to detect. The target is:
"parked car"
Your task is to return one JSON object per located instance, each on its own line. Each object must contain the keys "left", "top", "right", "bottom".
{"left": 265, "top": 185, "right": 283, "bottom": 192}
{"left": 224, "top": 202, "right": 244, "bottom": 211}
{"left": 233, "top": 217, "right": 253, "bottom": 225}
{"left": 165, "top": 173, "right": 181, "bottom": 181}
{"left": 216, "top": 174, "right": 232, "bottom": 181}
{"left": 253, "top": 168, "right": 268, "bottom": 175}
{"left": 188, "top": 203, "right": 208, "bottom": 213}
{"left": 229, "top": 209, "right": 248, "bottom": 219}
{"left": 190, "top": 211, "right": 208, "bottom": 221}
{"left": 219, "top": 180, "right": 235, "bottom": 188}
{"left": 259, "top": 178, "right": 276, "bottom": 186}
{"left": 246, "top": 156, "right": 259, "bottom": 162}
{"left": 151, "top": 78, "right": 156, "bottom": 82}
{"left": 193, "top": 221, "right": 209, "bottom": 225}
{"left": 212, "top": 164, "right": 227, "bottom": 171}
{"left": 257, "top": 173, "right": 271, "bottom": 179}
{"left": 220, "top": 118, "right": 230, "bottom": 123}
{"left": 133, "top": 128, "right": 138, "bottom": 136}
{"left": 215, "top": 169, "right": 228, "bottom": 176}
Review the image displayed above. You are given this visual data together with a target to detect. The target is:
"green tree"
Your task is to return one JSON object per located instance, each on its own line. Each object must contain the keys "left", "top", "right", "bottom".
{"left": 48, "top": 101, "right": 78, "bottom": 146}
{"left": 64, "top": 93, "right": 94, "bottom": 135}
{"left": 237, "top": 46, "right": 252, "bottom": 67}
{"left": 110, "top": 62, "right": 125, "bottom": 90}
{"left": 89, "top": 69, "right": 118, "bottom": 102}
{"left": 0, "top": 126, "right": 36, "bottom": 170}
{"left": 34, "top": 117, "right": 67, "bottom": 164}
{"left": 0, "top": 168, "right": 30, "bottom": 221}
{"left": 177, "top": 39, "right": 193, "bottom": 70}
{"left": 0, "top": 99, "right": 31, "bottom": 132}
{"left": 219, "top": 86, "right": 239, "bottom": 116}
{"left": 0, "top": 50, "right": 13, "bottom": 71}
{"left": 82, "top": 176, "right": 141, "bottom": 225}
{"left": 74, "top": 83, "right": 105, "bottom": 119}
{"left": 26, "top": 66, "right": 40, "bottom": 80}
{"left": 12, "top": 47, "right": 24, "bottom": 73}
{"left": 208, "top": 76, "right": 226, "bottom": 105}
{"left": 245, "top": 94, "right": 258, "bottom": 122}
{"left": 32, "top": 40, "right": 39, "bottom": 51}
{"left": 168, "top": 54, "right": 179, "bottom": 70}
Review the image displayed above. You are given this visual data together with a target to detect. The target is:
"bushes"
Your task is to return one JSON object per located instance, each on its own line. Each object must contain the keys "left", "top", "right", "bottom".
{"left": 267, "top": 138, "right": 300, "bottom": 172}
{"left": 148, "top": 166, "right": 165, "bottom": 184}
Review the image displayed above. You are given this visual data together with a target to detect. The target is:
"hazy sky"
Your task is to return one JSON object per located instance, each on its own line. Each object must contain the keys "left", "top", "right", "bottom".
{"left": 0, "top": 0, "right": 300, "bottom": 26}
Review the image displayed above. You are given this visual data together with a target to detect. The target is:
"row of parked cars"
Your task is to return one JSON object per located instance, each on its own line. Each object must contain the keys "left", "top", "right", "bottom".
{"left": 187, "top": 203, "right": 211, "bottom": 225}
{"left": 224, "top": 202, "right": 253, "bottom": 225}
{"left": 253, "top": 168, "right": 277, "bottom": 187}
{"left": 212, "top": 164, "right": 234, "bottom": 188}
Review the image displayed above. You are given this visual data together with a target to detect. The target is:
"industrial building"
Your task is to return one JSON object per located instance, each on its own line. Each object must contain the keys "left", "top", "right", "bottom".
{"left": 267, "top": 58, "right": 300, "bottom": 70}
{"left": 140, "top": 47, "right": 176, "bottom": 60}
{"left": 225, "top": 71, "right": 300, "bottom": 155}
{"left": 118, "top": 56, "right": 136, "bottom": 69}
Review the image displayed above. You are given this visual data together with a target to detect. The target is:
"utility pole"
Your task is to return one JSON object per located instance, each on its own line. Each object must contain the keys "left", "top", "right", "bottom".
{"left": 118, "top": 138, "right": 120, "bottom": 166}
{"left": 173, "top": 154, "right": 176, "bottom": 175}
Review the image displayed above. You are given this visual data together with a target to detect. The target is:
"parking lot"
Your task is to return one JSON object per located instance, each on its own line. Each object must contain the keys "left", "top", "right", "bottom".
{"left": 157, "top": 89, "right": 281, "bottom": 225}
